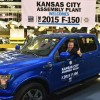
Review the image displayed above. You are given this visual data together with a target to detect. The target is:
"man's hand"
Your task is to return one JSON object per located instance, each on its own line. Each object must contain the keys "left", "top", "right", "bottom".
{"left": 77, "top": 48, "right": 82, "bottom": 56}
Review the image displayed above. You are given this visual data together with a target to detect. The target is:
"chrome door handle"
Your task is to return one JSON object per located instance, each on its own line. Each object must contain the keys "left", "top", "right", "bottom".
{"left": 43, "top": 62, "right": 52, "bottom": 69}
{"left": 47, "top": 62, "right": 52, "bottom": 67}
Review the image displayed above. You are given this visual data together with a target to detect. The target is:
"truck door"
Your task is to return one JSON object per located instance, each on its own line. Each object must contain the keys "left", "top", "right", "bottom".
{"left": 78, "top": 37, "right": 99, "bottom": 78}
{"left": 52, "top": 38, "right": 84, "bottom": 90}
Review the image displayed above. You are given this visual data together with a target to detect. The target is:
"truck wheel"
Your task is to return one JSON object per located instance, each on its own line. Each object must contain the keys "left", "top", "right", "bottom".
{"left": 14, "top": 82, "right": 48, "bottom": 100}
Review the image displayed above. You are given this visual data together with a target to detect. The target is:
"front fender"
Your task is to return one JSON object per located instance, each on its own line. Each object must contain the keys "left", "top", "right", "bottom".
{"left": 8, "top": 71, "right": 50, "bottom": 94}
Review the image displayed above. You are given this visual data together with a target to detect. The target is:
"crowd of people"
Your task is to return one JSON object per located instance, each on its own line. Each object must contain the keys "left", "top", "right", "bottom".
{"left": 53, "top": 24, "right": 100, "bottom": 38}
{"left": 52, "top": 24, "right": 100, "bottom": 38}
{"left": 27, "top": 24, "right": 100, "bottom": 39}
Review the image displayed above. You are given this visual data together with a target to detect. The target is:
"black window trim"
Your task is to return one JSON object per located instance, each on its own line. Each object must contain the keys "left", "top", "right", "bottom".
{"left": 77, "top": 37, "right": 98, "bottom": 54}
{"left": 54, "top": 36, "right": 98, "bottom": 60}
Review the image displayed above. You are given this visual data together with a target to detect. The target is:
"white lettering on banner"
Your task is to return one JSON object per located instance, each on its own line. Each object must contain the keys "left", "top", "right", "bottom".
{"left": 22, "top": 0, "right": 96, "bottom": 27}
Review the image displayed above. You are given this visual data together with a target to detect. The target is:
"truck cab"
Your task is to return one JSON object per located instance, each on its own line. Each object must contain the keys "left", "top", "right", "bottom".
{"left": 0, "top": 33, "right": 100, "bottom": 100}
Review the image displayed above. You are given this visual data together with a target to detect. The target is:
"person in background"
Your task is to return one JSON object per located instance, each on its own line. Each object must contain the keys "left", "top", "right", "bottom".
{"left": 82, "top": 38, "right": 86, "bottom": 44}
{"left": 90, "top": 28, "right": 98, "bottom": 38}
{"left": 81, "top": 38, "right": 87, "bottom": 53}
{"left": 71, "top": 27, "right": 78, "bottom": 33}
{"left": 59, "top": 28, "right": 64, "bottom": 33}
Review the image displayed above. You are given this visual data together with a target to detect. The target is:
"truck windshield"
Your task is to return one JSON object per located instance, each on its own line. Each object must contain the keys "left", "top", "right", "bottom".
{"left": 21, "top": 37, "right": 60, "bottom": 56}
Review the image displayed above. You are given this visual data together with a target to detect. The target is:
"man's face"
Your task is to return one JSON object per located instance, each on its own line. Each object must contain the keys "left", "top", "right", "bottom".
{"left": 68, "top": 42, "right": 74, "bottom": 51}
{"left": 82, "top": 38, "right": 86, "bottom": 44}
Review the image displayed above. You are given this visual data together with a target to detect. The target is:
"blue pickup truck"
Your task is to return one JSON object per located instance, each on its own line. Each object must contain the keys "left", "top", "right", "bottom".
{"left": 0, "top": 33, "right": 100, "bottom": 100}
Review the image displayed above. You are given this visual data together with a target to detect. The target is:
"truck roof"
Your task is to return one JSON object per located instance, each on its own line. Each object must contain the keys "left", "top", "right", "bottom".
{"left": 39, "top": 33, "right": 95, "bottom": 38}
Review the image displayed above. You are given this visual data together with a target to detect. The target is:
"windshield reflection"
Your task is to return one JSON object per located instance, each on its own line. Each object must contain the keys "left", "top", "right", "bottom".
{"left": 21, "top": 37, "right": 60, "bottom": 56}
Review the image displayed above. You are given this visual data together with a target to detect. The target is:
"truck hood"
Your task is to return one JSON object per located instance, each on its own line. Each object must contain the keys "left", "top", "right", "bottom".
{"left": 0, "top": 51, "right": 38, "bottom": 66}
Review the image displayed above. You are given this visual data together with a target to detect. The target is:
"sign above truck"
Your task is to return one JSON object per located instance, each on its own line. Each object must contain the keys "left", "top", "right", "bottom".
{"left": 22, "top": 0, "right": 96, "bottom": 27}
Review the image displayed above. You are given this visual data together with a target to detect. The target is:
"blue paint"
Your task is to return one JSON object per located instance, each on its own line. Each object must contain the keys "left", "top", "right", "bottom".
{"left": 0, "top": 33, "right": 100, "bottom": 100}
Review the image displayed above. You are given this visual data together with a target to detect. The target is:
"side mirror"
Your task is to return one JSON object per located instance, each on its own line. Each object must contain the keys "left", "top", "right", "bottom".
{"left": 15, "top": 44, "right": 20, "bottom": 51}
{"left": 60, "top": 52, "right": 70, "bottom": 60}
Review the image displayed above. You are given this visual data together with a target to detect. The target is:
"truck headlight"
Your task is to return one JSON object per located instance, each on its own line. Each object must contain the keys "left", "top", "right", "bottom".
{"left": 0, "top": 75, "right": 11, "bottom": 89}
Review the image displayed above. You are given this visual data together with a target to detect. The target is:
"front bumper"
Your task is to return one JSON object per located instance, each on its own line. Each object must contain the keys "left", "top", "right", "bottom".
{"left": 0, "top": 96, "right": 13, "bottom": 100}
{"left": 0, "top": 89, "right": 14, "bottom": 100}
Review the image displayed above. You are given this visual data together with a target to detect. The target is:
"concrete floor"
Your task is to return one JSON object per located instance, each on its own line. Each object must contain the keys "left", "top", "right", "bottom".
{"left": 50, "top": 78, "right": 100, "bottom": 100}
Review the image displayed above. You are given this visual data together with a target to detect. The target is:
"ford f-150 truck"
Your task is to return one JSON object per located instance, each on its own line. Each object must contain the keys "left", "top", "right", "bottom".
{"left": 0, "top": 33, "right": 100, "bottom": 100}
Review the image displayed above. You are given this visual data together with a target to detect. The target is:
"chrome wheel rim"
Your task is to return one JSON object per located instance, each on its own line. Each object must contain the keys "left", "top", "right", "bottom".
{"left": 22, "top": 89, "right": 43, "bottom": 100}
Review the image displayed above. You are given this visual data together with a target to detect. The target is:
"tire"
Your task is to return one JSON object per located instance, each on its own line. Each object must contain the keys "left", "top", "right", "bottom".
{"left": 14, "top": 82, "right": 48, "bottom": 100}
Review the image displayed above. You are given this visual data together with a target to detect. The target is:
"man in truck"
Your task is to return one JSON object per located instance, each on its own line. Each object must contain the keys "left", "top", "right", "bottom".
{"left": 67, "top": 40, "right": 82, "bottom": 57}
